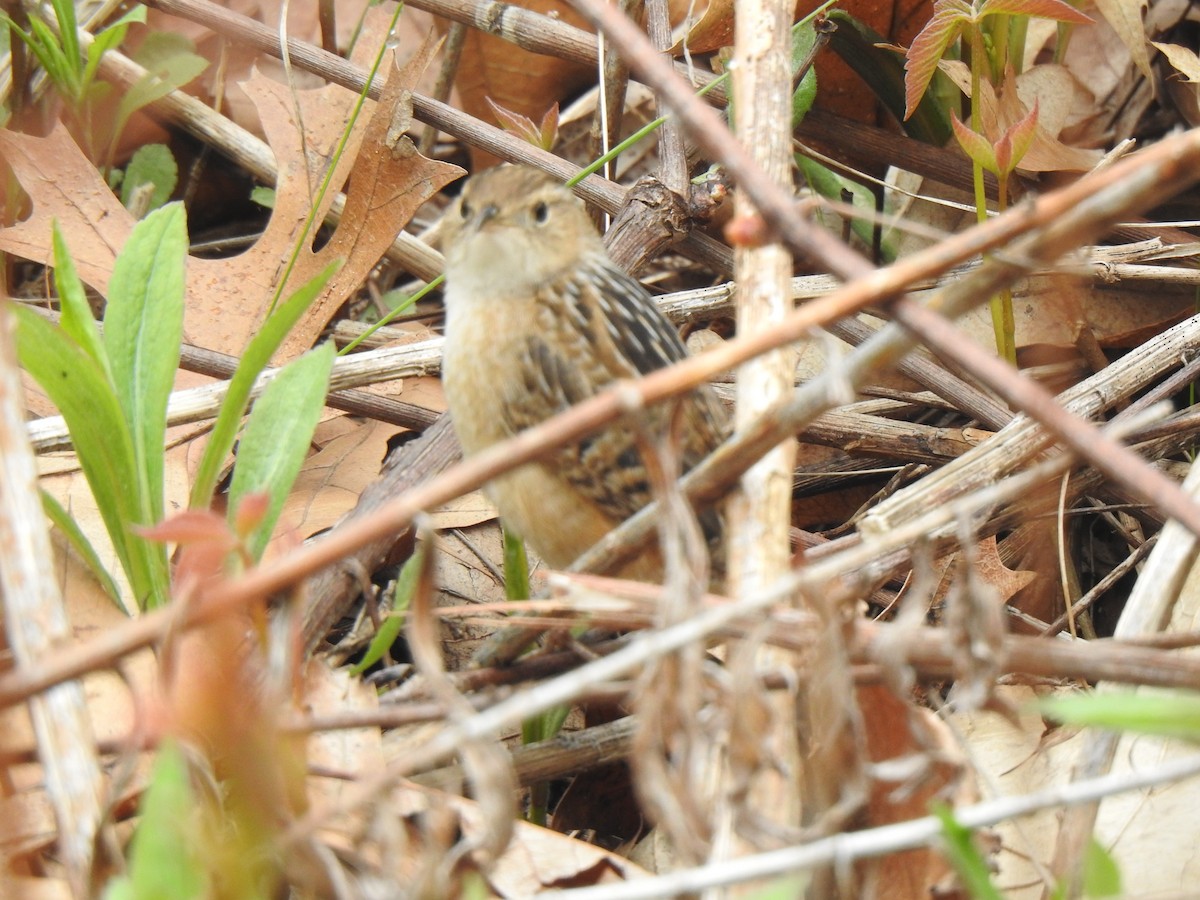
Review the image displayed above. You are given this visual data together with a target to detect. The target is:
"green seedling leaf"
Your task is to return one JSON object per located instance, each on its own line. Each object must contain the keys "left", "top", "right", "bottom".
{"left": 40, "top": 490, "right": 123, "bottom": 608}
{"left": 189, "top": 261, "right": 339, "bottom": 510}
{"left": 1083, "top": 836, "right": 1122, "bottom": 897}
{"left": 350, "top": 547, "right": 421, "bottom": 675}
{"left": 1041, "top": 691, "right": 1200, "bottom": 740}
{"left": 107, "top": 31, "right": 207, "bottom": 165}
{"left": 105, "top": 741, "right": 209, "bottom": 900}
{"left": 48, "top": 0, "right": 79, "bottom": 76}
{"left": 934, "top": 804, "right": 1005, "bottom": 900}
{"left": 503, "top": 525, "right": 530, "bottom": 602}
{"left": 21, "top": 15, "right": 79, "bottom": 99}
{"left": 52, "top": 222, "right": 107, "bottom": 372}
{"left": 122, "top": 143, "right": 178, "bottom": 215}
{"left": 228, "top": 342, "right": 335, "bottom": 560}
{"left": 249, "top": 186, "right": 276, "bottom": 209}
{"left": 791, "top": 19, "right": 819, "bottom": 128}
{"left": 14, "top": 307, "right": 154, "bottom": 606}
{"left": 104, "top": 202, "right": 186, "bottom": 533}
{"left": 951, "top": 115, "right": 999, "bottom": 174}
{"left": 82, "top": 6, "right": 146, "bottom": 93}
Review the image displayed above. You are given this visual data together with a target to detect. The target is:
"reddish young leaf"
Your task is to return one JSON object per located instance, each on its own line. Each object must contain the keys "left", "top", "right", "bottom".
{"left": 904, "top": 0, "right": 972, "bottom": 120}
{"left": 994, "top": 99, "right": 1039, "bottom": 174}
{"left": 979, "top": 0, "right": 1094, "bottom": 25}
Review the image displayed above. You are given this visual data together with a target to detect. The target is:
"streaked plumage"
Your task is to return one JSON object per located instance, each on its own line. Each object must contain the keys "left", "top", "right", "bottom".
{"left": 441, "top": 166, "right": 727, "bottom": 574}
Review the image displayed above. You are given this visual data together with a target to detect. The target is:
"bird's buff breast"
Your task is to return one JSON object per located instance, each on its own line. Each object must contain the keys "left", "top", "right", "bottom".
{"left": 443, "top": 289, "right": 623, "bottom": 569}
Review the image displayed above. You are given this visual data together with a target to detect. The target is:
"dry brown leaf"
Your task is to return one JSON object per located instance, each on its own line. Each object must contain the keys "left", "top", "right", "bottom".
{"left": 668, "top": 0, "right": 734, "bottom": 54}
{"left": 434, "top": 524, "right": 515, "bottom": 669}
{"left": 858, "top": 684, "right": 960, "bottom": 898}
{"left": 0, "top": 46, "right": 458, "bottom": 360}
{"left": 304, "top": 659, "right": 385, "bottom": 811}
{"left": 267, "top": 415, "right": 401, "bottom": 554}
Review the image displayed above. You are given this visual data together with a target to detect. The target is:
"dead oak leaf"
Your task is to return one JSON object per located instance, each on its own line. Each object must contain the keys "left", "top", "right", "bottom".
{"left": 0, "top": 50, "right": 459, "bottom": 360}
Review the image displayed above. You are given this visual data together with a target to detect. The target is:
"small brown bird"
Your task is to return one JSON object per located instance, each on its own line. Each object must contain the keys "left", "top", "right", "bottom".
{"left": 440, "top": 165, "right": 727, "bottom": 577}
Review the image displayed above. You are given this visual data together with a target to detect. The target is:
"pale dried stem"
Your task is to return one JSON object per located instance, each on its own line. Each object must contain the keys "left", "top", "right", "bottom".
{"left": 0, "top": 305, "right": 113, "bottom": 893}
{"left": 711, "top": 0, "right": 806, "bottom": 874}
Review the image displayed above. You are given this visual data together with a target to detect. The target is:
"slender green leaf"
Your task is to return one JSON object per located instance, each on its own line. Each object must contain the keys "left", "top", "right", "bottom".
{"left": 14, "top": 307, "right": 148, "bottom": 598}
{"left": 40, "top": 490, "right": 124, "bottom": 611}
{"left": 23, "top": 17, "right": 78, "bottom": 98}
{"left": 112, "top": 32, "right": 208, "bottom": 150}
{"left": 1041, "top": 691, "right": 1200, "bottom": 740}
{"left": 503, "top": 525, "right": 530, "bottom": 602}
{"left": 81, "top": 6, "right": 145, "bottom": 93}
{"left": 52, "top": 222, "right": 108, "bottom": 373}
{"left": 228, "top": 342, "right": 335, "bottom": 560}
{"left": 1083, "top": 837, "right": 1122, "bottom": 897}
{"left": 105, "top": 741, "right": 209, "bottom": 900}
{"left": 104, "top": 202, "right": 186, "bottom": 527}
{"left": 349, "top": 549, "right": 421, "bottom": 675}
{"left": 189, "top": 261, "right": 339, "bottom": 509}
{"left": 934, "top": 804, "right": 1005, "bottom": 900}
{"left": 48, "top": 0, "right": 79, "bottom": 79}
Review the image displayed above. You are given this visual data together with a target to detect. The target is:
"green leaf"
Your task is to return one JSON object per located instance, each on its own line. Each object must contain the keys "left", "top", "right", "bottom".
{"left": 249, "top": 186, "right": 276, "bottom": 209}
{"left": 790, "top": 20, "right": 819, "bottom": 128}
{"left": 349, "top": 548, "right": 421, "bottom": 675}
{"left": 105, "top": 741, "right": 209, "bottom": 900}
{"left": 122, "top": 144, "right": 178, "bottom": 215}
{"left": 951, "top": 115, "right": 999, "bottom": 174}
{"left": 82, "top": 6, "right": 146, "bottom": 93}
{"left": 503, "top": 525, "right": 530, "bottom": 601}
{"left": 24, "top": 16, "right": 79, "bottom": 99}
{"left": 1083, "top": 837, "right": 1122, "bottom": 897}
{"left": 1041, "top": 691, "right": 1200, "bottom": 740}
{"left": 189, "top": 261, "right": 339, "bottom": 510}
{"left": 104, "top": 202, "right": 186, "bottom": 531}
{"left": 14, "top": 308, "right": 147, "bottom": 599}
{"left": 228, "top": 342, "right": 335, "bottom": 560}
{"left": 52, "top": 222, "right": 108, "bottom": 373}
{"left": 110, "top": 32, "right": 208, "bottom": 161}
{"left": 794, "top": 155, "right": 888, "bottom": 257}
{"left": 934, "top": 804, "right": 1005, "bottom": 900}
{"left": 48, "top": 0, "right": 79, "bottom": 79}
{"left": 40, "top": 490, "right": 124, "bottom": 611}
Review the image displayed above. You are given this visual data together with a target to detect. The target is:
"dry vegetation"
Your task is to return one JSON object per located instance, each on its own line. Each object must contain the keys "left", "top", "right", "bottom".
{"left": 3, "top": 0, "right": 1200, "bottom": 896}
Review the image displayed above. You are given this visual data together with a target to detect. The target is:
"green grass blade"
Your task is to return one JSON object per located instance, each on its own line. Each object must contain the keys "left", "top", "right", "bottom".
{"left": 40, "top": 489, "right": 124, "bottom": 611}
{"left": 189, "top": 261, "right": 339, "bottom": 510}
{"left": 1042, "top": 691, "right": 1200, "bottom": 740}
{"left": 228, "top": 341, "right": 335, "bottom": 560}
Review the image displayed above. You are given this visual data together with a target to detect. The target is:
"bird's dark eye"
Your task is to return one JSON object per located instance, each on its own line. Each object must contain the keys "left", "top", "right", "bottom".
{"left": 460, "top": 201, "right": 472, "bottom": 219}
{"left": 533, "top": 201, "right": 549, "bottom": 223}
